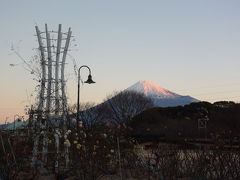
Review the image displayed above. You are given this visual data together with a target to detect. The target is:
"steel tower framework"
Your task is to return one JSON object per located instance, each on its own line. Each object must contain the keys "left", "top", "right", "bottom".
{"left": 32, "top": 24, "right": 72, "bottom": 168}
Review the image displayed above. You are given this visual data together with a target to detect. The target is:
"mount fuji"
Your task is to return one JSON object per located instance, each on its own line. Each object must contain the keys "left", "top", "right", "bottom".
{"left": 126, "top": 80, "right": 199, "bottom": 107}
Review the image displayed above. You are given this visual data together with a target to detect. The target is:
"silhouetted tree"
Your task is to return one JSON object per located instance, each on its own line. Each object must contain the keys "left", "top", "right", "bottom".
{"left": 102, "top": 90, "right": 154, "bottom": 125}
{"left": 68, "top": 102, "right": 104, "bottom": 130}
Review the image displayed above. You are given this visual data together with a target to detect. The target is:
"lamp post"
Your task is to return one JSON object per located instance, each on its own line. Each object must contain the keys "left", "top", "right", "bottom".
{"left": 77, "top": 65, "right": 95, "bottom": 132}
{"left": 5, "top": 117, "right": 9, "bottom": 127}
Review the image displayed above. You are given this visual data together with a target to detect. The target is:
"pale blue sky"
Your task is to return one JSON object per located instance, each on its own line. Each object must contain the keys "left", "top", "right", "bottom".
{"left": 0, "top": 0, "right": 240, "bottom": 123}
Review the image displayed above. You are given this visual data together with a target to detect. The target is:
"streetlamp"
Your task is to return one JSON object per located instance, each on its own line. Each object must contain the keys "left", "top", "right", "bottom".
{"left": 77, "top": 65, "right": 95, "bottom": 132}
{"left": 5, "top": 117, "right": 9, "bottom": 128}
{"left": 5, "top": 117, "right": 9, "bottom": 124}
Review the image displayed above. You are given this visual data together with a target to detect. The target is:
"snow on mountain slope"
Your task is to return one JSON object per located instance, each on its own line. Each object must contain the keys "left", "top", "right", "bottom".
{"left": 127, "top": 80, "right": 179, "bottom": 98}
{"left": 126, "top": 80, "right": 199, "bottom": 107}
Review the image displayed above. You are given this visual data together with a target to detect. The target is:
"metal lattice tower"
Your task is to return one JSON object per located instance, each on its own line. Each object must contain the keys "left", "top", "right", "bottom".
{"left": 32, "top": 24, "right": 72, "bottom": 168}
{"left": 35, "top": 24, "right": 72, "bottom": 124}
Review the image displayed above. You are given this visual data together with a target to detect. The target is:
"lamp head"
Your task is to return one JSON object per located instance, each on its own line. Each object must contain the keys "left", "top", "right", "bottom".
{"left": 84, "top": 74, "right": 96, "bottom": 84}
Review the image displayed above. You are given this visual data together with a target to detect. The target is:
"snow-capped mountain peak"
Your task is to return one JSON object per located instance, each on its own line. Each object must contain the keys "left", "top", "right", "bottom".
{"left": 126, "top": 80, "right": 179, "bottom": 98}
{"left": 126, "top": 80, "right": 199, "bottom": 107}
